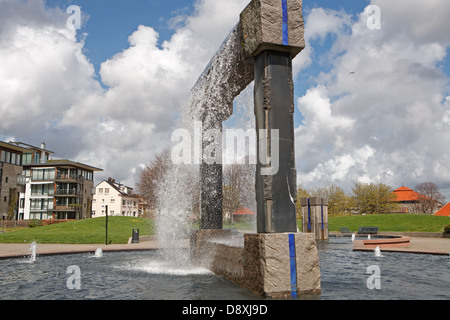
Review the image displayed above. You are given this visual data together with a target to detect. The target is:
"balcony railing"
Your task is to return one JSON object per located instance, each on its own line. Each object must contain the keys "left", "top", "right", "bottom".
{"left": 31, "top": 191, "right": 55, "bottom": 196}
{"left": 56, "top": 174, "right": 83, "bottom": 182}
{"left": 54, "top": 205, "right": 82, "bottom": 212}
{"left": 55, "top": 189, "right": 82, "bottom": 196}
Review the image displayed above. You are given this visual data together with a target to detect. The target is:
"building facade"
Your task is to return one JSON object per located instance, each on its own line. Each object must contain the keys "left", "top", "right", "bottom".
{"left": 21, "top": 160, "right": 102, "bottom": 220}
{"left": 92, "top": 178, "right": 140, "bottom": 218}
{"left": 392, "top": 186, "right": 443, "bottom": 214}
{"left": 0, "top": 140, "right": 102, "bottom": 221}
{"left": 0, "top": 141, "right": 29, "bottom": 220}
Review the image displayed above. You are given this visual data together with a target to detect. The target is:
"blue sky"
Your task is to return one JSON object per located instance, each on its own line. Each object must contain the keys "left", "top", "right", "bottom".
{"left": 48, "top": 0, "right": 197, "bottom": 73}
{"left": 49, "top": 0, "right": 376, "bottom": 92}
{"left": 51, "top": 0, "right": 371, "bottom": 72}
{"left": 1, "top": 0, "right": 450, "bottom": 198}
{"left": 45, "top": 0, "right": 377, "bottom": 124}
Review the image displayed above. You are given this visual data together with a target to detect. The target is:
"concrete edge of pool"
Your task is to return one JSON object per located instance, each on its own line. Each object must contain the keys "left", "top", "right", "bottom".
{"left": 348, "top": 233, "right": 450, "bottom": 256}
{"left": 0, "top": 232, "right": 448, "bottom": 260}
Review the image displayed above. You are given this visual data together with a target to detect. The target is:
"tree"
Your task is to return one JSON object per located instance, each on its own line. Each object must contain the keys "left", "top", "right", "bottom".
{"left": 296, "top": 185, "right": 311, "bottom": 218}
{"left": 415, "top": 182, "right": 445, "bottom": 214}
{"left": 312, "top": 184, "right": 354, "bottom": 216}
{"left": 137, "top": 149, "right": 201, "bottom": 221}
{"left": 136, "top": 149, "right": 171, "bottom": 211}
{"left": 8, "top": 188, "right": 18, "bottom": 220}
{"left": 296, "top": 183, "right": 354, "bottom": 217}
{"left": 222, "top": 163, "right": 255, "bottom": 223}
{"left": 352, "top": 182, "right": 397, "bottom": 214}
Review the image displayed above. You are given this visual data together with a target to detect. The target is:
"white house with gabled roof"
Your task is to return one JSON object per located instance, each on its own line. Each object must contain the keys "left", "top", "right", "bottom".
{"left": 92, "top": 178, "right": 140, "bottom": 218}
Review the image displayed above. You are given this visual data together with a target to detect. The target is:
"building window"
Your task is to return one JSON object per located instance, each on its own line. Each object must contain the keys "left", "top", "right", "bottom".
{"left": 31, "top": 184, "right": 54, "bottom": 196}
{"left": 31, "top": 199, "right": 54, "bottom": 210}
{"left": 3, "top": 151, "right": 10, "bottom": 163}
{"left": 23, "top": 153, "right": 32, "bottom": 165}
{"left": 98, "top": 188, "right": 103, "bottom": 194}
{"left": 32, "top": 169, "right": 55, "bottom": 181}
{"left": 105, "top": 188, "right": 109, "bottom": 194}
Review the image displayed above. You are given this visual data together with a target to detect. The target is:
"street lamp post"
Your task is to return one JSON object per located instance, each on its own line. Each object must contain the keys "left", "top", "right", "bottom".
{"left": 103, "top": 205, "right": 108, "bottom": 245}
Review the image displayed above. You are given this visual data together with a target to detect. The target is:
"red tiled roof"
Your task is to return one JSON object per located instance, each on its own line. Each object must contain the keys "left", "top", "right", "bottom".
{"left": 434, "top": 202, "right": 450, "bottom": 217}
{"left": 392, "top": 186, "right": 423, "bottom": 202}
{"left": 233, "top": 208, "right": 255, "bottom": 216}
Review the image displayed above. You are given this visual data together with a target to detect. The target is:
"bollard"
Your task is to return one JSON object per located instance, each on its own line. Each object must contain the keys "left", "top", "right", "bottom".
{"left": 132, "top": 228, "right": 139, "bottom": 244}
{"left": 300, "top": 197, "right": 329, "bottom": 240}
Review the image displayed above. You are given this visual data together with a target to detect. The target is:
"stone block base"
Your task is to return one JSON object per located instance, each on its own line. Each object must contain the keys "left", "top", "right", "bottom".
{"left": 190, "top": 230, "right": 321, "bottom": 298}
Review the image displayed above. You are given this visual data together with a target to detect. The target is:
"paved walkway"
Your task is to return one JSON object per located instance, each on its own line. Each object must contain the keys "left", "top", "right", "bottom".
{"left": 0, "top": 236, "right": 190, "bottom": 260}
{"left": 0, "top": 234, "right": 449, "bottom": 259}
{"left": 353, "top": 236, "right": 450, "bottom": 255}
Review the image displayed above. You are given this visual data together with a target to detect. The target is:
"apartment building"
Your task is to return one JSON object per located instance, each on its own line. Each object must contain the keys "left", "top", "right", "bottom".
{"left": 0, "top": 140, "right": 102, "bottom": 221}
{"left": 92, "top": 178, "right": 140, "bottom": 218}
{"left": 21, "top": 159, "right": 102, "bottom": 220}
{"left": 0, "top": 141, "right": 29, "bottom": 220}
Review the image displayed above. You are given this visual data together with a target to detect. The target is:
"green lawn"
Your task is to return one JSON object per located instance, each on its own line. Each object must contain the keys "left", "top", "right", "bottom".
{"left": 0, "top": 217, "right": 154, "bottom": 244}
{"left": 0, "top": 214, "right": 448, "bottom": 244}
{"left": 325, "top": 214, "right": 449, "bottom": 233}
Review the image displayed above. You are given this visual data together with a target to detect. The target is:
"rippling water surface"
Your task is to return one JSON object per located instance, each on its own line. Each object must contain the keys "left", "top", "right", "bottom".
{"left": 317, "top": 237, "right": 449, "bottom": 300}
{"left": 0, "top": 237, "right": 448, "bottom": 300}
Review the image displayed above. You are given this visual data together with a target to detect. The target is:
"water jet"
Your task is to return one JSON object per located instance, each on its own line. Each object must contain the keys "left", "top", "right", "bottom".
{"left": 184, "top": 0, "right": 322, "bottom": 298}
{"left": 94, "top": 248, "right": 103, "bottom": 258}
{"left": 374, "top": 246, "right": 382, "bottom": 257}
{"left": 29, "top": 241, "right": 37, "bottom": 263}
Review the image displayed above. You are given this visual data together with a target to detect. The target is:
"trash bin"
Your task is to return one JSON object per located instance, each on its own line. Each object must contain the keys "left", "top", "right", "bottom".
{"left": 132, "top": 228, "right": 139, "bottom": 243}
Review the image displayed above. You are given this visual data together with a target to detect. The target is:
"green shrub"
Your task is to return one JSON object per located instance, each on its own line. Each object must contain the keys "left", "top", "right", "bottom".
{"left": 28, "top": 220, "right": 42, "bottom": 228}
{"left": 444, "top": 224, "right": 450, "bottom": 233}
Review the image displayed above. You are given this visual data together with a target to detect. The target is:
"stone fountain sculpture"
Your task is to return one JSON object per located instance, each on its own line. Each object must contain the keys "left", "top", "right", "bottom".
{"left": 189, "top": 0, "right": 322, "bottom": 297}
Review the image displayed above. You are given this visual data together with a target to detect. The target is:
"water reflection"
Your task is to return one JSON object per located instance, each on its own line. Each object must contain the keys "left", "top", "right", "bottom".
{"left": 317, "top": 237, "right": 449, "bottom": 300}
{"left": 0, "top": 238, "right": 448, "bottom": 300}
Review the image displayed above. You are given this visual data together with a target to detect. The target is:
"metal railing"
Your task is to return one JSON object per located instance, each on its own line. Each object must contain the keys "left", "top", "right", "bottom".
{"left": 55, "top": 189, "right": 82, "bottom": 196}
{"left": 56, "top": 174, "right": 84, "bottom": 181}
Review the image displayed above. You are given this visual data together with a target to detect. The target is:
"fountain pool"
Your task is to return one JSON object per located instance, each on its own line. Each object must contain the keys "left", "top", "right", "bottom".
{"left": 0, "top": 237, "right": 448, "bottom": 300}
{"left": 0, "top": 249, "right": 261, "bottom": 300}
{"left": 316, "top": 237, "right": 449, "bottom": 300}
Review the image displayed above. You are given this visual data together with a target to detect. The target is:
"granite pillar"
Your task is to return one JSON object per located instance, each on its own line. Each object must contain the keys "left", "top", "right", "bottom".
{"left": 300, "top": 197, "right": 329, "bottom": 240}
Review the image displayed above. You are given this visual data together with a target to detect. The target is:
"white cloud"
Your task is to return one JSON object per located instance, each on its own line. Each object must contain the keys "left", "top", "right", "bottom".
{"left": 295, "top": 0, "right": 450, "bottom": 198}
{"left": 0, "top": 0, "right": 249, "bottom": 188}
{"left": 2, "top": 0, "right": 450, "bottom": 201}
{"left": 293, "top": 7, "right": 352, "bottom": 75}
{"left": 0, "top": 25, "right": 99, "bottom": 132}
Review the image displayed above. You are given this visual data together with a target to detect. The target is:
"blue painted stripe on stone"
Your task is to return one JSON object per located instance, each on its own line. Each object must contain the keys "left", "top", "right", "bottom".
{"left": 321, "top": 198, "right": 324, "bottom": 230}
{"left": 289, "top": 233, "right": 297, "bottom": 296}
{"left": 282, "top": 0, "right": 289, "bottom": 45}
{"left": 307, "top": 198, "right": 311, "bottom": 231}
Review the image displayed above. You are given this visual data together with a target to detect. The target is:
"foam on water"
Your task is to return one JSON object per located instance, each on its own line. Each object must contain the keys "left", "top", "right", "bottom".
{"left": 117, "top": 259, "right": 212, "bottom": 276}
